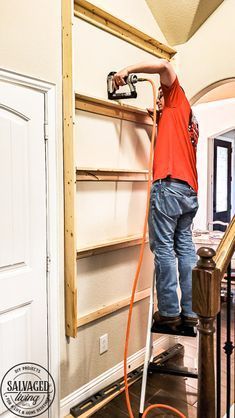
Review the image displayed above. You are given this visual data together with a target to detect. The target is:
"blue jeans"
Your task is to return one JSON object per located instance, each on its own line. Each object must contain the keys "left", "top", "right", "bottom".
{"left": 148, "top": 180, "right": 199, "bottom": 318}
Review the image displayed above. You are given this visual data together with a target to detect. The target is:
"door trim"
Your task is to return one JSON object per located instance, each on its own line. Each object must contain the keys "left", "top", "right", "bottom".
{"left": 207, "top": 127, "right": 235, "bottom": 228}
{"left": 213, "top": 138, "right": 232, "bottom": 225}
{"left": 0, "top": 68, "right": 60, "bottom": 418}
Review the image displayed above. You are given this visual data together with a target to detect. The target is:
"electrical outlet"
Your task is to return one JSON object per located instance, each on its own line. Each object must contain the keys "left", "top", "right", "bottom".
{"left": 99, "top": 334, "right": 108, "bottom": 354}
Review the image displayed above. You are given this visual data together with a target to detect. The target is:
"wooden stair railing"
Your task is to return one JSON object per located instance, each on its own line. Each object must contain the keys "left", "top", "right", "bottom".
{"left": 192, "top": 247, "right": 221, "bottom": 418}
{"left": 192, "top": 215, "right": 235, "bottom": 418}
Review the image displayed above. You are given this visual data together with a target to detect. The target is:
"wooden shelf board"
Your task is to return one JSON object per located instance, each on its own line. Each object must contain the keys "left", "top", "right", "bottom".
{"left": 77, "top": 287, "right": 151, "bottom": 327}
{"left": 77, "top": 234, "right": 149, "bottom": 259}
{"left": 76, "top": 168, "right": 149, "bottom": 182}
{"left": 74, "top": 0, "right": 176, "bottom": 60}
{"left": 75, "top": 92, "right": 153, "bottom": 125}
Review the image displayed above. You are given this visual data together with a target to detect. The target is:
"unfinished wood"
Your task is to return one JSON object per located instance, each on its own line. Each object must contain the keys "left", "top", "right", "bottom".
{"left": 74, "top": 0, "right": 176, "bottom": 60}
{"left": 62, "top": 0, "right": 78, "bottom": 337}
{"left": 214, "top": 215, "right": 235, "bottom": 277}
{"left": 77, "top": 287, "right": 150, "bottom": 327}
{"left": 76, "top": 168, "right": 149, "bottom": 182}
{"left": 77, "top": 234, "right": 149, "bottom": 259}
{"left": 75, "top": 93, "right": 153, "bottom": 125}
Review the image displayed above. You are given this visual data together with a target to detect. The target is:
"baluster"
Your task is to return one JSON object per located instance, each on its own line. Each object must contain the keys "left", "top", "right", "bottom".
{"left": 216, "top": 311, "right": 221, "bottom": 418}
{"left": 224, "top": 262, "right": 234, "bottom": 417}
{"left": 192, "top": 247, "right": 221, "bottom": 418}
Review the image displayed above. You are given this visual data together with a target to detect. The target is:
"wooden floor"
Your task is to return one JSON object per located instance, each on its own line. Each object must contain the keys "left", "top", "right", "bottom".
{"left": 91, "top": 301, "right": 234, "bottom": 418}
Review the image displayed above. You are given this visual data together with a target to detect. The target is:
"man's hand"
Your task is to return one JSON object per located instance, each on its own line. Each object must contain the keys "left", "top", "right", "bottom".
{"left": 113, "top": 59, "right": 175, "bottom": 88}
{"left": 112, "top": 69, "right": 129, "bottom": 90}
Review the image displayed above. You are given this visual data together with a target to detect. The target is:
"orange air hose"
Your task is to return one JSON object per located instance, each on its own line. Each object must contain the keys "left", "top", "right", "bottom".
{"left": 123, "top": 77, "right": 186, "bottom": 418}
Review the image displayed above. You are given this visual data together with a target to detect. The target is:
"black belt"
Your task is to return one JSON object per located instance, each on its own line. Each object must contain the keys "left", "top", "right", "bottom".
{"left": 160, "top": 177, "right": 189, "bottom": 186}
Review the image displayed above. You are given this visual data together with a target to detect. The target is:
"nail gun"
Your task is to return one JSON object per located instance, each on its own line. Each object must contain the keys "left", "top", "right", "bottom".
{"left": 107, "top": 71, "right": 138, "bottom": 100}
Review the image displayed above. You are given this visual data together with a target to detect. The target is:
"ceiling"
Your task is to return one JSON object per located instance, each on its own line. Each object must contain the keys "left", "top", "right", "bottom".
{"left": 145, "top": 0, "right": 224, "bottom": 45}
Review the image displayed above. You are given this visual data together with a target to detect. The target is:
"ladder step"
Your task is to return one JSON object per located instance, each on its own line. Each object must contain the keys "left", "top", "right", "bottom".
{"left": 148, "top": 362, "right": 198, "bottom": 379}
{"left": 151, "top": 323, "right": 197, "bottom": 337}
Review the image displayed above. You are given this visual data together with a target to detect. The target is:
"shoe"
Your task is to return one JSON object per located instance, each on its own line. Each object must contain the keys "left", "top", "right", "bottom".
{"left": 181, "top": 313, "right": 198, "bottom": 327}
{"left": 152, "top": 311, "right": 182, "bottom": 329}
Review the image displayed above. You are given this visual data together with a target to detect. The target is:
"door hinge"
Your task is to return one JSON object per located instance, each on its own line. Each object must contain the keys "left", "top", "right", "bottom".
{"left": 44, "top": 123, "right": 49, "bottom": 141}
{"left": 46, "top": 255, "right": 51, "bottom": 273}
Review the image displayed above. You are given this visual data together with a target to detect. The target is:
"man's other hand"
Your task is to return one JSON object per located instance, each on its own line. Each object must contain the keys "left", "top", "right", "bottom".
{"left": 112, "top": 69, "right": 129, "bottom": 90}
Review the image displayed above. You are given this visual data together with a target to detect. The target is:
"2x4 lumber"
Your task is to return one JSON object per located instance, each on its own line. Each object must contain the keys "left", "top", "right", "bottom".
{"left": 214, "top": 215, "right": 235, "bottom": 277}
{"left": 77, "top": 234, "right": 149, "bottom": 259}
{"left": 74, "top": 0, "right": 176, "bottom": 60}
{"left": 76, "top": 168, "right": 149, "bottom": 182}
{"left": 75, "top": 93, "right": 153, "bottom": 125}
{"left": 62, "top": 0, "right": 78, "bottom": 337}
{"left": 77, "top": 287, "right": 151, "bottom": 327}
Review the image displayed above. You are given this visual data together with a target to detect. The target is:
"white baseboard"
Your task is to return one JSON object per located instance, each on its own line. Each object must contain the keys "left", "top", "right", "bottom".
{"left": 60, "top": 335, "right": 176, "bottom": 417}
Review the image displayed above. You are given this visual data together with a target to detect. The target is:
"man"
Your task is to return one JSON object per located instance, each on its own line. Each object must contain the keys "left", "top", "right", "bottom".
{"left": 113, "top": 59, "right": 199, "bottom": 330}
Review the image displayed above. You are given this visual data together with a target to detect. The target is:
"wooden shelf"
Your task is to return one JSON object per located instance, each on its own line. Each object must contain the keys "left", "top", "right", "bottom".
{"left": 77, "top": 287, "right": 151, "bottom": 327}
{"left": 76, "top": 168, "right": 149, "bottom": 182}
{"left": 74, "top": 0, "right": 176, "bottom": 60}
{"left": 63, "top": 0, "right": 176, "bottom": 337}
{"left": 77, "top": 234, "right": 149, "bottom": 259}
{"left": 75, "top": 93, "right": 153, "bottom": 125}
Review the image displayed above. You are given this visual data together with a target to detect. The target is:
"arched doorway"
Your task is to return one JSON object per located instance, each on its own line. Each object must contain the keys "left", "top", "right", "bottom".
{"left": 190, "top": 79, "right": 235, "bottom": 230}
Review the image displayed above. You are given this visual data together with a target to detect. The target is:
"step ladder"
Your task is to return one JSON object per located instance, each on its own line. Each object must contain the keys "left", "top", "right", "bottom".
{"left": 139, "top": 272, "right": 198, "bottom": 417}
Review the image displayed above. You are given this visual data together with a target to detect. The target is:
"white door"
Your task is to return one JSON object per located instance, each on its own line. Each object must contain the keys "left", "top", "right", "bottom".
{"left": 0, "top": 81, "right": 48, "bottom": 415}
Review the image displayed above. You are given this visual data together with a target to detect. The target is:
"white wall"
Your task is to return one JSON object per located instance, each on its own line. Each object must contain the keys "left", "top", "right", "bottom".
{"left": 175, "top": 0, "right": 235, "bottom": 100}
{"left": 193, "top": 98, "right": 235, "bottom": 230}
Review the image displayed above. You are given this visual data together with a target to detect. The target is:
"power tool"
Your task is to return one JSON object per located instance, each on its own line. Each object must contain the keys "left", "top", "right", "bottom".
{"left": 107, "top": 71, "right": 138, "bottom": 100}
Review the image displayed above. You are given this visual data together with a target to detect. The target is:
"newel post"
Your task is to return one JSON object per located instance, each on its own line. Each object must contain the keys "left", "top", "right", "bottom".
{"left": 192, "top": 247, "right": 221, "bottom": 418}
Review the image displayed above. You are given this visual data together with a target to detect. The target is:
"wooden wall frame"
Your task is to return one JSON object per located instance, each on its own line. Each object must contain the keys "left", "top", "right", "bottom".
{"left": 77, "top": 288, "right": 151, "bottom": 327}
{"left": 62, "top": 0, "right": 78, "bottom": 338}
{"left": 76, "top": 168, "right": 149, "bottom": 182}
{"left": 75, "top": 93, "right": 153, "bottom": 125}
{"left": 77, "top": 235, "right": 149, "bottom": 259}
{"left": 63, "top": 0, "right": 176, "bottom": 337}
{"left": 74, "top": 0, "right": 176, "bottom": 60}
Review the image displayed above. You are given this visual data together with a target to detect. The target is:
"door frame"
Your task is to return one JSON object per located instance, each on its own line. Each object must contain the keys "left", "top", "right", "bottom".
{"left": 213, "top": 138, "right": 232, "bottom": 225}
{"left": 207, "top": 127, "right": 235, "bottom": 227}
{"left": 0, "top": 68, "right": 60, "bottom": 418}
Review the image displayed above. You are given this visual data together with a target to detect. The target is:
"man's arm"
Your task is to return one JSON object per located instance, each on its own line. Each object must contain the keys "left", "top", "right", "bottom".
{"left": 113, "top": 59, "right": 176, "bottom": 89}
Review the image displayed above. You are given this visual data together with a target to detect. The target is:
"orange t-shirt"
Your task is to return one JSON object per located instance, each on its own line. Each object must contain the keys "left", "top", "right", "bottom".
{"left": 153, "top": 77, "right": 198, "bottom": 192}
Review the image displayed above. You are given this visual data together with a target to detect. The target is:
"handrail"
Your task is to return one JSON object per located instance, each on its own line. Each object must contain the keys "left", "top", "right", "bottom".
{"left": 214, "top": 215, "right": 235, "bottom": 277}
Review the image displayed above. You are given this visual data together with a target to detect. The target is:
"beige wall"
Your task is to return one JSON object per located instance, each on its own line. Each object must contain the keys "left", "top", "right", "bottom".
{"left": 175, "top": 0, "right": 235, "bottom": 100}
{"left": 3, "top": 0, "right": 234, "bottom": 411}
{"left": 60, "top": 0, "right": 168, "bottom": 401}
{"left": 0, "top": 0, "right": 63, "bottom": 404}
{"left": 88, "top": 0, "right": 168, "bottom": 44}
{"left": 0, "top": 0, "right": 62, "bottom": 84}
